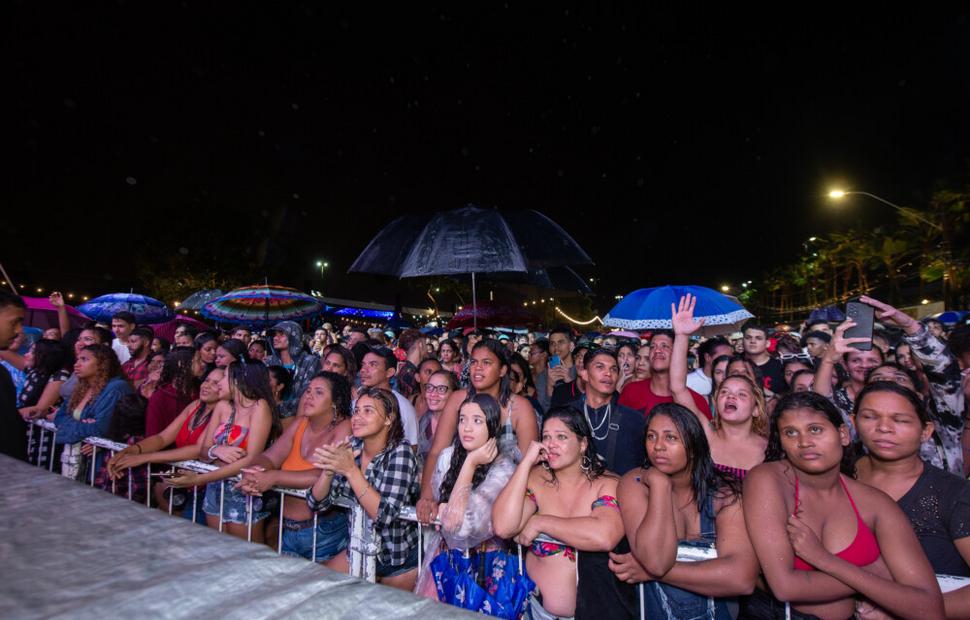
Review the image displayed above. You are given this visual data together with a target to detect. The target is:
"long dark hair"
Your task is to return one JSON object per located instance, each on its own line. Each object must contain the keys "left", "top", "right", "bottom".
{"left": 439, "top": 394, "right": 503, "bottom": 503}
{"left": 468, "top": 339, "right": 513, "bottom": 407}
{"left": 311, "top": 371, "right": 353, "bottom": 420}
{"left": 766, "top": 391, "right": 855, "bottom": 476}
{"left": 106, "top": 394, "right": 147, "bottom": 442}
{"left": 541, "top": 405, "right": 607, "bottom": 483}
{"left": 227, "top": 361, "right": 281, "bottom": 442}
{"left": 644, "top": 403, "right": 741, "bottom": 510}
{"left": 217, "top": 338, "right": 249, "bottom": 364}
{"left": 31, "top": 338, "right": 70, "bottom": 378}
{"left": 356, "top": 386, "right": 405, "bottom": 449}
{"left": 324, "top": 345, "right": 358, "bottom": 380}
{"left": 159, "top": 347, "right": 199, "bottom": 398}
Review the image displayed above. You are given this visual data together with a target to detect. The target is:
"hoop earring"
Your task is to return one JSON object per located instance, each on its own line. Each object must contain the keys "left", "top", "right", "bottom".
{"left": 542, "top": 461, "right": 551, "bottom": 471}
{"left": 581, "top": 455, "right": 592, "bottom": 473}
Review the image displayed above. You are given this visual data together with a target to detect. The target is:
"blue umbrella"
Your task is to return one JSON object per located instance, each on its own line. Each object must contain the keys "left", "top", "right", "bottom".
{"left": 419, "top": 326, "right": 444, "bottom": 336}
{"left": 807, "top": 305, "right": 845, "bottom": 325}
{"left": 78, "top": 293, "right": 175, "bottom": 325}
{"left": 930, "top": 310, "right": 969, "bottom": 325}
{"left": 603, "top": 285, "right": 753, "bottom": 336}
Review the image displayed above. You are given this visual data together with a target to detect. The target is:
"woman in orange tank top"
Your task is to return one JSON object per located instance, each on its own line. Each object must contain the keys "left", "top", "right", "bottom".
{"left": 239, "top": 371, "right": 353, "bottom": 560}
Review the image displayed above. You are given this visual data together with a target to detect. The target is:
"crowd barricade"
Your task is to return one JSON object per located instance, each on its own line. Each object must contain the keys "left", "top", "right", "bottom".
{"left": 27, "top": 420, "right": 968, "bottom": 616}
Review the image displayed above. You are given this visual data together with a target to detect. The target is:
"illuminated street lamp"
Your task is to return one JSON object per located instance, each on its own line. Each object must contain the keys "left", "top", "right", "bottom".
{"left": 827, "top": 189, "right": 941, "bottom": 230}
{"left": 720, "top": 284, "right": 730, "bottom": 293}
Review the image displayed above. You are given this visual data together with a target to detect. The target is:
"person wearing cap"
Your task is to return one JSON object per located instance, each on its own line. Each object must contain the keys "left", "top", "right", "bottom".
{"left": 266, "top": 321, "right": 320, "bottom": 418}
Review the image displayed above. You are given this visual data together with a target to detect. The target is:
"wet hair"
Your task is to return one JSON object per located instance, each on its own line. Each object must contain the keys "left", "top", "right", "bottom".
{"left": 130, "top": 327, "right": 155, "bottom": 342}
{"left": 227, "top": 361, "right": 281, "bottom": 441}
{"left": 217, "top": 338, "right": 249, "bottom": 364}
{"left": 645, "top": 403, "right": 742, "bottom": 508}
{"left": 105, "top": 393, "right": 147, "bottom": 442}
{"left": 30, "top": 338, "right": 70, "bottom": 378}
{"left": 864, "top": 362, "right": 922, "bottom": 393}
{"left": 714, "top": 373, "right": 769, "bottom": 437}
{"left": 111, "top": 311, "right": 136, "bottom": 325}
{"left": 266, "top": 365, "right": 292, "bottom": 401}
{"left": 766, "top": 391, "right": 855, "bottom": 477}
{"left": 356, "top": 386, "right": 405, "bottom": 449}
{"left": 159, "top": 347, "right": 200, "bottom": 398}
{"left": 324, "top": 345, "right": 358, "bottom": 379}
{"left": 648, "top": 330, "right": 674, "bottom": 346}
{"left": 69, "top": 344, "right": 127, "bottom": 413}
{"left": 439, "top": 394, "right": 503, "bottom": 503}
{"left": 697, "top": 336, "right": 731, "bottom": 366}
{"left": 468, "top": 339, "right": 513, "bottom": 407}
{"left": 310, "top": 371, "right": 352, "bottom": 420}
{"left": 540, "top": 406, "right": 607, "bottom": 483}
{"left": 854, "top": 381, "right": 930, "bottom": 425}
{"left": 0, "top": 291, "right": 26, "bottom": 310}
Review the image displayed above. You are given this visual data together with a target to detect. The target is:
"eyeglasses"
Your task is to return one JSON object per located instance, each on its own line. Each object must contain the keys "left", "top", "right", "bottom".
{"left": 779, "top": 353, "right": 812, "bottom": 361}
{"left": 425, "top": 384, "right": 450, "bottom": 395}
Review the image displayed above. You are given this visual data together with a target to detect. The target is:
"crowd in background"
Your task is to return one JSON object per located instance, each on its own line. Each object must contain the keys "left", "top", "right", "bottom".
{"left": 1, "top": 288, "right": 970, "bottom": 619}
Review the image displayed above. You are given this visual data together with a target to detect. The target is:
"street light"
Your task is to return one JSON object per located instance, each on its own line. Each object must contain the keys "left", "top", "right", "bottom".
{"left": 827, "top": 189, "right": 941, "bottom": 230}
{"left": 720, "top": 285, "right": 730, "bottom": 293}
{"left": 315, "top": 260, "right": 329, "bottom": 295}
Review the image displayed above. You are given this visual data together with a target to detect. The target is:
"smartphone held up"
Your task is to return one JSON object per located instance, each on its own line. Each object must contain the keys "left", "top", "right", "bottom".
{"left": 844, "top": 301, "right": 875, "bottom": 351}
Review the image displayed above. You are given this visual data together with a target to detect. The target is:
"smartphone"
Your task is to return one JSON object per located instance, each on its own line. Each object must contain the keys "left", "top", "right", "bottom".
{"left": 549, "top": 355, "right": 562, "bottom": 369}
{"left": 845, "top": 301, "right": 874, "bottom": 351}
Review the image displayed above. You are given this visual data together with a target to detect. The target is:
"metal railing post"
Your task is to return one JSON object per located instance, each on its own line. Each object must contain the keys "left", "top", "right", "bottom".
{"left": 110, "top": 451, "right": 116, "bottom": 495}
{"left": 192, "top": 486, "right": 198, "bottom": 523}
{"left": 168, "top": 485, "right": 175, "bottom": 516}
{"left": 89, "top": 445, "right": 97, "bottom": 486}
{"left": 277, "top": 493, "right": 285, "bottom": 554}
{"left": 145, "top": 463, "right": 152, "bottom": 507}
{"left": 639, "top": 583, "right": 645, "bottom": 620}
{"left": 311, "top": 513, "right": 319, "bottom": 562}
{"left": 48, "top": 430, "right": 56, "bottom": 471}
{"left": 28, "top": 424, "right": 36, "bottom": 464}
{"left": 218, "top": 481, "right": 225, "bottom": 533}
{"left": 246, "top": 494, "right": 253, "bottom": 542}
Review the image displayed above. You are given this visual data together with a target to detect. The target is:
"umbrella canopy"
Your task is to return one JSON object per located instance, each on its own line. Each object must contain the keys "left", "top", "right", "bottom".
{"left": 179, "top": 289, "right": 225, "bottom": 311}
{"left": 21, "top": 296, "right": 90, "bottom": 330}
{"left": 603, "top": 285, "right": 754, "bottom": 337}
{"left": 201, "top": 284, "right": 323, "bottom": 327}
{"left": 78, "top": 293, "right": 175, "bottom": 325}
{"left": 148, "top": 314, "right": 210, "bottom": 342}
{"left": 807, "top": 305, "right": 846, "bottom": 325}
{"left": 930, "top": 310, "right": 969, "bottom": 325}
{"left": 445, "top": 301, "right": 540, "bottom": 330}
{"left": 349, "top": 205, "right": 592, "bottom": 328}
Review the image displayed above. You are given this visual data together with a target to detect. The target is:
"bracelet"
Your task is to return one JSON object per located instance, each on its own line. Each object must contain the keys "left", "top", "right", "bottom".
{"left": 207, "top": 445, "right": 220, "bottom": 461}
{"left": 356, "top": 485, "right": 372, "bottom": 501}
{"left": 134, "top": 444, "right": 143, "bottom": 454}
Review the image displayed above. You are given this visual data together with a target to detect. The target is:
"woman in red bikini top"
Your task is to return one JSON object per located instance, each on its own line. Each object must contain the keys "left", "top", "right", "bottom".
{"left": 107, "top": 366, "right": 229, "bottom": 509}
{"left": 744, "top": 391, "right": 943, "bottom": 620}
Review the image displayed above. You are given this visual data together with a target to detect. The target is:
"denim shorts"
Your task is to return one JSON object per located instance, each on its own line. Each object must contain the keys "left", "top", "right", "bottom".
{"left": 375, "top": 542, "right": 419, "bottom": 579}
{"left": 281, "top": 510, "right": 349, "bottom": 562}
{"left": 203, "top": 480, "right": 269, "bottom": 524}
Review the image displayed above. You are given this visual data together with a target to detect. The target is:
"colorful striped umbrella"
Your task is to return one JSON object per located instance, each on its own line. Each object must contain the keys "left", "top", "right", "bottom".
{"left": 200, "top": 284, "right": 323, "bottom": 326}
{"left": 78, "top": 293, "right": 175, "bottom": 325}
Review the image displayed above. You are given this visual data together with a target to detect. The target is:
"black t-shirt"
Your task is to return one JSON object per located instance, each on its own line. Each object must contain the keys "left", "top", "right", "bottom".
{"left": 568, "top": 395, "right": 645, "bottom": 476}
{"left": 551, "top": 380, "right": 584, "bottom": 409}
{"left": 0, "top": 364, "right": 27, "bottom": 461}
{"left": 897, "top": 462, "right": 970, "bottom": 576}
{"left": 756, "top": 357, "right": 786, "bottom": 394}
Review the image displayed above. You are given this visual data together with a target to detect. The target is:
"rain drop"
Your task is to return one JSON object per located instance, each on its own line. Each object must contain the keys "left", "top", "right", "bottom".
{"left": 179, "top": 247, "right": 189, "bottom": 255}
{"left": 125, "top": 176, "right": 137, "bottom": 186}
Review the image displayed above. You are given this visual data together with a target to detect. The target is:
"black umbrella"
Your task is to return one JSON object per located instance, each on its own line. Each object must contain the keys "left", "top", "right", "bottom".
{"left": 349, "top": 205, "right": 593, "bottom": 328}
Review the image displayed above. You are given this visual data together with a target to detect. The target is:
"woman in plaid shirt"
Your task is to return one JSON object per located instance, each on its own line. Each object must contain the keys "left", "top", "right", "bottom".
{"left": 307, "top": 386, "right": 421, "bottom": 590}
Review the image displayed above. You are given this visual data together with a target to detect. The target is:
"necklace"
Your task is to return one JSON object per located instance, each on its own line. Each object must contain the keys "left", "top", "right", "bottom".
{"left": 583, "top": 397, "right": 612, "bottom": 441}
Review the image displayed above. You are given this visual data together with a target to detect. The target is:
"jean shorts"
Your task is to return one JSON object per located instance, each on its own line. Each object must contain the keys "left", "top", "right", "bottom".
{"left": 375, "top": 542, "right": 420, "bottom": 579}
{"left": 203, "top": 480, "right": 269, "bottom": 524}
{"left": 281, "top": 510, "right": 349, "bottom": 562}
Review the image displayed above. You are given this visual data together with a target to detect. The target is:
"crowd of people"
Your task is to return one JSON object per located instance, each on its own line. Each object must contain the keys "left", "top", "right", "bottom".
{"left": 2, "top": 287, "right": 970, "bottom": 619}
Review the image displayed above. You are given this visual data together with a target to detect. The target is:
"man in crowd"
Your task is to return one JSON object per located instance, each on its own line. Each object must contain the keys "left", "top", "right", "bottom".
{"left": 801, "top": 330, "right": 831, "bottom": 362}
{"left": 358, "top": 346, "right": 418, "bottom": 445}
{"left": 111, "top": 311, "right": 136, "bottom": 364}
{"left": 742, "top": 323, "right": 785, "bottom": 393}
{"left": 122, "top": 327, "right": 154, "bottom": 388}
{"left": 545, "top": 326, "right": 578, "bottom": 401}
{"left": 231, "top": 327, "right": 252, "bottom": 346}
{"left": 685, "top": 336, "right": 733, "bottom": 397}
{"left": 619, "top": 330, "right": 712, "bottom": 418}
{"left": 345, "top": 326, "right": 368, "bottom": 349}
{"left": 804, "top": 319, "right": 833, "bottom": 337}
{"left": 551, "top": 342, "right": 590, "bottom": 407}
{"left": 0, "top": 291, "right": 26, "bottom": 460}
{"left": 266, "top": 321, "right": 319, "bottom": 417}
{"left": 395, "top": 328, "right": 427, "bottom": 399}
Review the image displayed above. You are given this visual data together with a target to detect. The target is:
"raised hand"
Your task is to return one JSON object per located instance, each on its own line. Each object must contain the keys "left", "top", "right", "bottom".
{"left": 467, "top": 437, "right": 498, "bottom": 467}
{"left": 49, "top": 292, "right": 64, "bottom": 308}
{"left": 858, "top": 295, "right": 919, "bottom": 335}
{"left": 828, "top": 319, "right": 871, "bottom": 360}
{"left": 522, "top": 440, "right": 548, "bottom": 467}
{"left": 671, "top": 294, "right": 706, "bottom": 336}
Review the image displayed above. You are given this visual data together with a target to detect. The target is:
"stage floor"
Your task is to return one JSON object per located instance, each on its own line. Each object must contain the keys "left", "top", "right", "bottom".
{"left": 0, "top": 454, "right": 474, "bottom": 619}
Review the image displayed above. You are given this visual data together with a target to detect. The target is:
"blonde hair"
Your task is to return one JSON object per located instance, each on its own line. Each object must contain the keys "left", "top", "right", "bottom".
{"left": 713, "top": 374, "right": 768, "bottom": 437}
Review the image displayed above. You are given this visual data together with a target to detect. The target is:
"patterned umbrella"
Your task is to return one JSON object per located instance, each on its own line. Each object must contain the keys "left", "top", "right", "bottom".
{"left": 603, "top": 285, "right": 753, "bottom": 337}
{"left": 179, "top": 289, "right": 225, "bottom": 311}
{"left": 78, "top": 293, "right": 175, "bottom": 325}
{"left": 200, "top": 284, "right": 323, "bottom": 326}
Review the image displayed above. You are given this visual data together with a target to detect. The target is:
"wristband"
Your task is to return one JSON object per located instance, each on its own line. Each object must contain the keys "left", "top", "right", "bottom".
{"left": 207, "top": 445, "right": 220, "bottom": 461}
{"left": 356, "top": 485, "right": 372, "bottom": 501}
{"left": 134, "top": 444, "right": 143, "bottom": 454}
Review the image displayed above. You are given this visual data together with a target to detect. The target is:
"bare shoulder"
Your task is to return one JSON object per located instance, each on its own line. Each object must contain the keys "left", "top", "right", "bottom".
{"left": 743, "top": 461, "right": 791, "bottom": 495}
{"left": 843, "top": 475, "right": 898, "bottom": 516}
{"left": 594, "top": 474, "right": 620, "bottom": 496}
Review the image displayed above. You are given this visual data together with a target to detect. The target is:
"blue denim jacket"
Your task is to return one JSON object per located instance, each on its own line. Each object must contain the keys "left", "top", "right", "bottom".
{"left": 54, "top": 378, "right": 133, "bottom": 444}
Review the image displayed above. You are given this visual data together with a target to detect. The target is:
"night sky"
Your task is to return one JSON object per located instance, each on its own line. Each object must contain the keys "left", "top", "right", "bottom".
{"left": 8, "top": 5, "right": 970, "bottom": 313}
